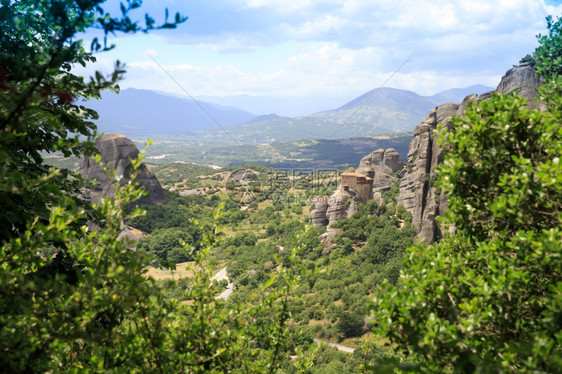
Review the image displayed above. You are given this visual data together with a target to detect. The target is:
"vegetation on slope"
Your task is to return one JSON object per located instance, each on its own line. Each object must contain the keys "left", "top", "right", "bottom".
{"left": 2, "top": 0, "right": 560, "bottom": 372}
{"left": 127, "top": 165, "right": 415, "bottom": 372}
{"left": 0, "top": 2, "right": 314, "bottom": 372}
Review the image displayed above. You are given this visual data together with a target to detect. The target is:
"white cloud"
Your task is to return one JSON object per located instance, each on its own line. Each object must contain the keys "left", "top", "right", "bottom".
{"left": 280, "top": 14, "right": 349, "bottom": 39}
{"left": 94, "top": 0, "right": 556, "bottom": 99}
{"left": 203, "top": 35, "right": 265, "bottom": 53}
{"left": 144, "top": 49, "right": 158, "bottom": 57}
{"left": 244, "top": 0, "right": 315, "bottom": 11}
{"left": 124, "top": 43, "right": 420, "bottom": 97}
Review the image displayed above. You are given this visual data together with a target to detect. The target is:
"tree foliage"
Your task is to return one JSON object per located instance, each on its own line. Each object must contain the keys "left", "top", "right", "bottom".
{"left": 535, "top": 15, "right": 562, "bottom": 79}
{"left": 372, "top": 17, "right": 562, "bottom": 373}
{"left": 0, "top": 1, "right": 312, "bottom": 372}
{"left": 0, "top": 0, "right": 186, "bottom": 242}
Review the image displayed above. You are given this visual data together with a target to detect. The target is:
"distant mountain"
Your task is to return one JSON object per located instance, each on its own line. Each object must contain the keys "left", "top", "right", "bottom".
{"left": 87, "top": 88, "right": 257, "bottom": 137}
{"left": 195, "top": 94, "right": 355, "bottom": 117}
{"left": 193, "top": 116, "right": 344, "bottom": 144}
{"left": 307, "top": 85, "right": 495, "bottom": 133}
{"left": 192, "top": 111, "right": 410, "bottom": 144}
{"left": 428, "top": 84, "right": 494, "bottom": 104}
{"left": 87, "top": 84, "right": 495, "bottom": 140}
{"left": 308, "top": 87, "right": 437, "bottom": 133}
{"left": 246, "top": 114, "right": 283, "bottom": 123}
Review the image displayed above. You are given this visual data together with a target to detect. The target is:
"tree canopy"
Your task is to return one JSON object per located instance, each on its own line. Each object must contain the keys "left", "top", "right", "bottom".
{"left": 0, "top": 1, "right": 311, "bottom": 372}
{"left": 0, "top": 0, "right": 186, "bottom": 242}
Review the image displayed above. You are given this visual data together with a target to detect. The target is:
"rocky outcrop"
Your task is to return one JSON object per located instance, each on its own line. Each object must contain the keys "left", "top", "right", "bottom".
{"left": 310, "top": 196, "right": 329, "bottom": 227}
{"left": 310, "top": 64, "right": 542, "bottom": 242}
{"left": 310, "top": 148, "right": 403, "bottom": 228}
{"left": 310, "top": 188, "right": 356, "bottom": 228}
{"left": 310, "top": 182, "right": 365, "bottom": 228}
{"left": 325, "top": 189, "right": 354, "bottom": 225}
{"left": 496, "top": 63, "right": 542, "bottom": 108}
{"left": 397, "top": 103, "right": 459, "bottom": 242}
{"left": 358, "top": 148, "right": 403, "bottom": 191}
{"left": 81, "top": 134, "right": 167, "bottom": 205}
{"left": 397, "top": 63, "right": 542, "bottom": 243}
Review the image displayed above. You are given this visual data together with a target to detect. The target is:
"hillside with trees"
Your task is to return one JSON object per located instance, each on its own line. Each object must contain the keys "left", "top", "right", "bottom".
{"left": 1, "top": 1, "right": 561, "bottom": 373}
{"left": 0, "top": 1, "right": 313, "bottom": 372}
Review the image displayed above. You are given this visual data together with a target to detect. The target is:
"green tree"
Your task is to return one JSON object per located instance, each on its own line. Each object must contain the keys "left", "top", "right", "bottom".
{"left": 137, "top": 227, "right": 198, "bottom": 263}
{"left": 372, "top": 17, "right": 562, "bottom": 373}
{"left": 0, "top": 1, "right": 311, "bottom": 372}
{"left": 0, "top": 0, "right": 186, "bottom": 243}
{"left": 535, "top": 15, "right": 562, "bottom": 79}
{"left": 337, "top": 311, "right": 365, "bottom": 339}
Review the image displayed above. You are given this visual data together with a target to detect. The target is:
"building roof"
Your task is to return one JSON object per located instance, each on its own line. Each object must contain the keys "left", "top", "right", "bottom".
{"left": 341, "top": 171, "right": 373, "bottom": 181}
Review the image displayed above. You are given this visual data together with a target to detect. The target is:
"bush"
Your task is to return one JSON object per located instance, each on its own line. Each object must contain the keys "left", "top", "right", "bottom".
{"left": 137, "top": 227, "right": 199, "bottom": 263}
{"left": 337, "top": 311, "right": 365, "bottom": 339}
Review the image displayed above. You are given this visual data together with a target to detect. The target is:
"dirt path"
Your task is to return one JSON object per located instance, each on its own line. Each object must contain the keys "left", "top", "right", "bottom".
{"left": 313, "top": 338, "right": 355, "bottom": 353}
{"left": 212, "top": 267, "right": 234, "bottom": 300}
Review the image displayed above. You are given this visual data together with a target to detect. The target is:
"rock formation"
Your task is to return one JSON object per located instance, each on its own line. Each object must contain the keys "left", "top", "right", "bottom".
{"left": 310, "top": 182, "right": 359, "bottom": 228}
{"left": 81, "top": 134, "right": 167, "bottom": 205}
{"left": 357, "top": 148, "right": 403, "bottom": 191}
{"left": 325, "top": 189, "right": 354, "bottom": 225}
{"left": 496, "top": 63, "right": 542, "bottom": 108}
{"left": 309, "top": 148, "right": 403, "bottom": 228}
{"left": 310, "top": 63, "right": 543, "bottom": 243}
{"left": 397, "top": 63, "right": 542, "bottom": 243}
{"left": 397, "top": 102, "right": 459, "bottom": 242}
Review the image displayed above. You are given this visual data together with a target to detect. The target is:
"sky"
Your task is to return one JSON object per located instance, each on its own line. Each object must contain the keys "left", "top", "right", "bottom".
{"left": 79, "top": 0, "right": 562, "bottom": 102}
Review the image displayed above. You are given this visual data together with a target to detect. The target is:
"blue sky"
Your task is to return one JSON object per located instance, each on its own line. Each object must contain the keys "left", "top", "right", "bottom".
{"left": 80, "top": 0, "right": 562, "bottom": 100}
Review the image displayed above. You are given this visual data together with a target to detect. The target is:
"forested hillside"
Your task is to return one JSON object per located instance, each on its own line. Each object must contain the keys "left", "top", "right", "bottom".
{"left": 1, "top": 1, "right": 560, "bottom": 373}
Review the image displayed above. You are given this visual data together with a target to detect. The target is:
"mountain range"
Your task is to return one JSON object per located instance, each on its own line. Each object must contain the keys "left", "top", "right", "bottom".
{"left": 89, "top": 85, "right": 493, "bottom": 141}
{"left": 86, "top": 88, "right": 256, "bottom": 136}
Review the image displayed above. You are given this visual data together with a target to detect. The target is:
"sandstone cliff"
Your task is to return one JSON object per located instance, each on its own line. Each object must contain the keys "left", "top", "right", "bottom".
{"left": 397, "top": 63, "right": 542, "bottom": 243}
{"left": 81, "top": 134, "right": 167, "bottom": 205}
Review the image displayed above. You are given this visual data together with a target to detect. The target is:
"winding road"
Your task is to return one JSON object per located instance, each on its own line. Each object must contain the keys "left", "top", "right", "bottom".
{"left": 211, "top": 268, "right": 355, "bottom": 353}
{"left": 212, "top": 267, "right": 234, "bottom": 300}
{"left": 313, "top": 338, "right": 355, "bottom": 353}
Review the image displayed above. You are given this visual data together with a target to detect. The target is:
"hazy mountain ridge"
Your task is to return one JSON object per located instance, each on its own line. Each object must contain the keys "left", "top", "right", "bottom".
{"left": 87, "top": 88, "right": 257, "bottom": 137}
{"left": 203, "top": 85, "right": 493, "bottom": 140}
{"left": 195, "top": 94, "right": 354, "bottom": 117}
{"left": 427, "top": 84, "right": 494, "bottom": 103}
{"left": 89, "top": 85, "right": 494, "bottom": 140}
{"left": 308, "top": 85, "right": 493, "bottom": 132}
{"left": 319, "top": 87, "right": 434, "bottom": 115}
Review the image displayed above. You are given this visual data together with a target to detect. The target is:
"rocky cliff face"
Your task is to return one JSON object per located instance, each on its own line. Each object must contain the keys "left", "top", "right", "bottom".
{"left": 310, "top": 64, "right": 541, "bottom": 241}
{"left": 397, "top": 102, "right": 460, "bottom": 242}
{"left": 81, "top": 134, "right": 167, "bottom": 205}
{"left": 496, "top": 63, "right": 542, "bottom": 108}
{"left": 358, "top": 148, "right": 403, "bottom": 191}
{"left": 310, "top": 187, "right": 357, "bottom": 228}
{"left": 397, "top": 63, "right": 542, "bottom": 243}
